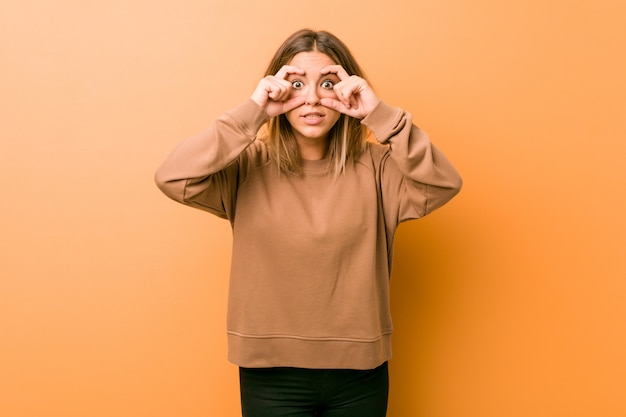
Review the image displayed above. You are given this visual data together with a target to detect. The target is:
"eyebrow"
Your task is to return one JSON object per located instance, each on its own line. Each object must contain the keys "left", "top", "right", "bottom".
{"left": 286, "top": 72, "right": 340, "bottom": 80}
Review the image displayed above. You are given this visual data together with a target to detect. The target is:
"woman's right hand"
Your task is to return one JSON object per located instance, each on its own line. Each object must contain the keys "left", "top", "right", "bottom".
{"left": 250, "top": 65, "right": 307, "bottom": 117}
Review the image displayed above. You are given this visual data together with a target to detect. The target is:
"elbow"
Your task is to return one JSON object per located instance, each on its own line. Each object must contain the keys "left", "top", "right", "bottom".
{"left": 445, "top": 175, "right": 463, "bottom": 204}
{"left": 153, "top": 168, "right": 169, "bottom": 194}
{"left": 154, "top": 168, "right": 168, "bottom": 191}
{"left": 451, "top": 174, "right": 463, "bottom": 196}
{"left": 435, "top": 174, "right": 463, "bottom": 209}
{"left": 154, "top": 169, "right": 185, "bottom": 202}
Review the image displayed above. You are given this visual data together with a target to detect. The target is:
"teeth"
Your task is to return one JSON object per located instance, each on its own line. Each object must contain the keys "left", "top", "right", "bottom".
{"left": 305, "top": 115, "right": 322, "bottom": 119}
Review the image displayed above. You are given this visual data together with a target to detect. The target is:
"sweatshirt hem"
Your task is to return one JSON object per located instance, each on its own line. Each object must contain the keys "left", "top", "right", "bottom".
{"left": 227, "top": 330, "right": 392, "bottom": 343}
{"left": 227, "top": 332, "right": 393, "bottom": 370}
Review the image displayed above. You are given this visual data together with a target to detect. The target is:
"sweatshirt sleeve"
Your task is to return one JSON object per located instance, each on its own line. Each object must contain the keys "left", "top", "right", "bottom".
{"left": 154, "top": 99, "right": 269, "bottom": 220}
{"left": 361, "top": 100, "right": 462, "bottom": 223}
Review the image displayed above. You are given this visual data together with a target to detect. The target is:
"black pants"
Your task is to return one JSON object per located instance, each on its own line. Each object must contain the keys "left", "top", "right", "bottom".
{"left": 239, "top": 362, "right": 389, "bottom": 417}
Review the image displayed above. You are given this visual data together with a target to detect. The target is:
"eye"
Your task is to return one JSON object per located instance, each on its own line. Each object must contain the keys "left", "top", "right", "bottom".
{"left": 321, "top": 80, "right": 334, "bottom": 89}
{"left": 292, "top": 80, "right": 304, "bottom": 90}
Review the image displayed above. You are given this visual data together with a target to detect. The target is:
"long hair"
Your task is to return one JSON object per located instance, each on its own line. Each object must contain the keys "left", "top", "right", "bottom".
{"left": 261, "top": 29, "right": 369, "bottom": 176}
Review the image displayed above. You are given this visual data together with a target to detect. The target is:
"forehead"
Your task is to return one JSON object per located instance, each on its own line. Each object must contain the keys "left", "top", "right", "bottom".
{"left": 288, "top": 51, "right": 336, "bottom": 72}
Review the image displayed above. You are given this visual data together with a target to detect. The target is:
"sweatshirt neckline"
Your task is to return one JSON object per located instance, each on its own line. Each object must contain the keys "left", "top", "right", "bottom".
{"left": 301, "top": 158, "right": 330, "bottom": 172}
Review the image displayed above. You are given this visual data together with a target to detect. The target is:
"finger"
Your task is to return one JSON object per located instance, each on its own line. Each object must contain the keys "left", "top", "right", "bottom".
{"left": 281, "top": 95, "right": 306, "bottom": 113}
{"left": 336, "top": 76, "right": 368, "bottom": 107}
{"left": 320, "top": 65, "right": 351, "bottom": 80}
{"left": 349, "top": 96, "right": 358, "bottom": 110}
{"left": 320, "top": 97, "right": 349, "bottom": 114}
{"left": 264, "top": 95, "right": 305, "bottom": 118}
{"left": 334, "top": 86, "right": 355, "bottom": 109}
{"left": 321, "top": 97, "right": 366, "bottom": 119}
{"left": 266, "top": 78, "right": 291, "bottom": 101}
{"left": 341, "top": 91, "right": 352, "bottom": 109}
{"left": 274, "top": 65, "right": 305, "bottom": 80}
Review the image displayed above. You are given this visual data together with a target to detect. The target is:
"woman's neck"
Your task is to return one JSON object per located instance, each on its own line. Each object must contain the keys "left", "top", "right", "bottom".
{"left": 296, "top": 136, "right": 328, "bottom": 161}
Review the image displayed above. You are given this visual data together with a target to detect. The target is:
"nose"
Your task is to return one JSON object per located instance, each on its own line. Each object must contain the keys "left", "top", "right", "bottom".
{"left": 305, "top": 87, "right": 320, "bottom": 106}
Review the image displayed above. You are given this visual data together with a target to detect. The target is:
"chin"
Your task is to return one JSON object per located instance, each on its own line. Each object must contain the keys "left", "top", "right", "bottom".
{"left": 297, "top": 128, "right": 332, "bottom": 141}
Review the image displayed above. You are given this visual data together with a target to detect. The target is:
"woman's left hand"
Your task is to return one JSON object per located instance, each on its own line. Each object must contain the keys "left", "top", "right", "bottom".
{"left": 319, "top": 65, "right": 380, "bottom": 119}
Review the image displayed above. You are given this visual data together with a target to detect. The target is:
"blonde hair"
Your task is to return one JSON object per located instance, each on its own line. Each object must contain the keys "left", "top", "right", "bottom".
{"left": 261, "top": 29, "right": 369, "bottom": 176}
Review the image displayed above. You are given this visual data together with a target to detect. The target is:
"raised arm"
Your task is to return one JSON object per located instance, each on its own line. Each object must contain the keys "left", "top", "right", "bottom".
{"left": 154, "top": 99, "right": 267, "bottom": 218}
{"left": 319, "top": 65, "right": 462, "bottom": 223}
{"left": 155, "top": 65, "right": 308, "bottom": 217}
{"left": 362, "top": 101, "right": 462, "bottom": 223}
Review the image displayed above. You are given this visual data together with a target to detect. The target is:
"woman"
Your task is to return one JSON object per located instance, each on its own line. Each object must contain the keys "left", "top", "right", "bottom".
{"left": 155, "top": 28, "right": 462, "bottom": 417}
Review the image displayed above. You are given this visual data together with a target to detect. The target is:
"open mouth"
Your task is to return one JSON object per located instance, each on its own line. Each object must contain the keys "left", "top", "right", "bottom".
{"left": 301, "top": 112, "right": 325, "bottom": 124}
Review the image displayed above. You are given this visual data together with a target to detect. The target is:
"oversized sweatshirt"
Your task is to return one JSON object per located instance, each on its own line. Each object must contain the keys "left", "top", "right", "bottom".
{"left": 155, "top": 98, "right": 462, "bottom": 370}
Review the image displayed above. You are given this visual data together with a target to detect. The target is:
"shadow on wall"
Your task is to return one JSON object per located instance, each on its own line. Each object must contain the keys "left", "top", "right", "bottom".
{"left": 388, "top": 212, "right": 472, "bottom": 415}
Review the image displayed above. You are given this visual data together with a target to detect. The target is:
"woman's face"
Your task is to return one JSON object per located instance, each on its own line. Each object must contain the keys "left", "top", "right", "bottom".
{"left": 284, "top": 51, "right": 341, "bottom": 146}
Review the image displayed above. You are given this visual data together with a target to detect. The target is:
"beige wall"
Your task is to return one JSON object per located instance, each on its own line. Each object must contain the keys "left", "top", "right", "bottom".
{"left": 2, "top": 0, "right": 625, "bottom": 416}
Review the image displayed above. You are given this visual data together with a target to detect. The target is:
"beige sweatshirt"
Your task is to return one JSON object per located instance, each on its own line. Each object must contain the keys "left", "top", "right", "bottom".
{"left": 155, "top": 99, "right": 462, "bottom": 370}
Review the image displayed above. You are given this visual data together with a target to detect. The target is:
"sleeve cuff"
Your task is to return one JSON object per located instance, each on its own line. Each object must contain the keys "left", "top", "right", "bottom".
{"left": 226, "top": 98, "right": 270, "bottom": 138}
{"left": 360, "top": 100, "right": 404, "bottom": 143}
